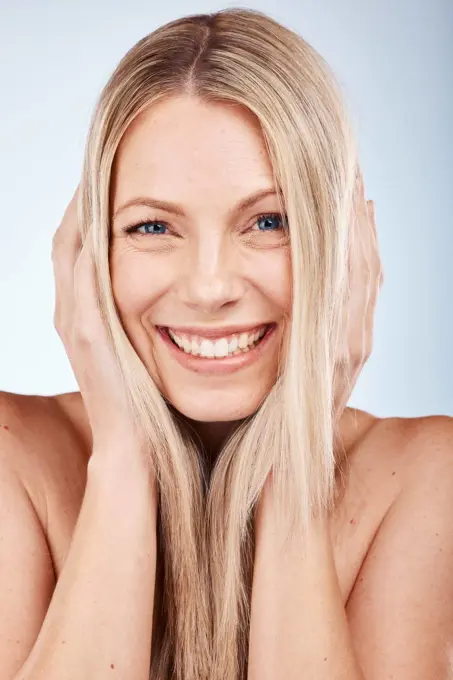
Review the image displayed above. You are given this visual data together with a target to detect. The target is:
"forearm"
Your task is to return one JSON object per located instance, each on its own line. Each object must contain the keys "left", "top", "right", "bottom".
{"left": 16, "top": 449, "right": 158, "bottom": 680}
{"left": 248, "top": 499, "right": 365, "bottom": 680}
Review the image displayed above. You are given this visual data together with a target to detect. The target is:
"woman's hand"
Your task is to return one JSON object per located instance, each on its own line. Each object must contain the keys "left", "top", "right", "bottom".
{"left": 52, "top": 186, "right": 154, "bottom": 479}
{"left": 333, "top": 172, "right": 384, "bottom": 423}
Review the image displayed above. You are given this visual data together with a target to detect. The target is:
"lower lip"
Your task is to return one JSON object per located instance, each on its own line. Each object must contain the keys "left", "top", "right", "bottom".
{"left": 156, "top": 324, "right": 277, "bottom": 375}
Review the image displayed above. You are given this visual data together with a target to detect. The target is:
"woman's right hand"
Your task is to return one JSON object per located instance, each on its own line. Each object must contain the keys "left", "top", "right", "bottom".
{"left": 52, "top": 185, "right": 155, "bottom": 482}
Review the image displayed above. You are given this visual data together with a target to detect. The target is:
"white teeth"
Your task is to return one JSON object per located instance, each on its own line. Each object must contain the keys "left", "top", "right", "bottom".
{"left": 167, "top": 325, "right": 269, "bottom": 358}
{"left": 191, "top": 337, "right": 200, "bottom": 355}
{"left": 199, "top": 339, "right": 215, "bottom": 358}
{"left": 228, "top": 336, "right": 238, "bottom": 352}
{"left": 169, "top": 330, "right": 181, "bottom": 347}
{"left": 238, "top": 333, "right": 249, "bottom": 349}
{"left": 214, "top": 338, "right": 229, "bottom": 358}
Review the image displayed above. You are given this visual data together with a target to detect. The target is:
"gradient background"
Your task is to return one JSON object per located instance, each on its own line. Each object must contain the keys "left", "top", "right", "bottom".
{"left": 0, "top": 0, "right": 451, "bottom": 417}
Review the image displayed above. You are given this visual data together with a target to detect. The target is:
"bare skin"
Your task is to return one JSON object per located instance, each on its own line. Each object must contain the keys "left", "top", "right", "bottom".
{"left": 2, "top": 96, "right": 453, "bottom": 677}
{"left": 2, "top": 387, "right": 453, "bottom": 679}
{"left": 0, "top": 388, "right": 427, "bottom": 599}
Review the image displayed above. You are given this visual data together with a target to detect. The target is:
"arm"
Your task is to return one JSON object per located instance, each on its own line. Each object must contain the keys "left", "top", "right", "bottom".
{"left": 0, "top": 422, "right": 156, "bottom": 680}
{"left": 247, "top": 417, "right": 453, "bottom": 680}
{"left": 246, "top": 175, "right": 377, "bottom": 680}
{"left": 9, "top": 445, "right": 157, "bottom": 680}
{"left": 248, "top": 487, "right": 365, "bottom": 680}
{"left": 1, "top": 184, "right": 160, "bottom": 680}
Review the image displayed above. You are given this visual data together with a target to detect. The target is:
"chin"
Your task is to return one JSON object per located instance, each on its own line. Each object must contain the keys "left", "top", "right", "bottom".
{"left": 163, "top": 382, "right": 268, "bottom": 423}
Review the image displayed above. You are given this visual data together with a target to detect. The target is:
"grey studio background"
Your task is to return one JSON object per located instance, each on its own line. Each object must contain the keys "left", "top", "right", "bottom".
{"left": 0, "top": 0, "right": 451, "bottom": 417}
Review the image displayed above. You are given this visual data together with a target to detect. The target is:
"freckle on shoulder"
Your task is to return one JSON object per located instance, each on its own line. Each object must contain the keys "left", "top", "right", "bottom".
{"left": 396, "top": 414, "right": 453, "bottom": 482}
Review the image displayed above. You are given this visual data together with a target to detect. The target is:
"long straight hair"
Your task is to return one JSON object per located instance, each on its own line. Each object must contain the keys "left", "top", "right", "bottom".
{"left": 78, "top": 8, "right": 358, "bottom": 679}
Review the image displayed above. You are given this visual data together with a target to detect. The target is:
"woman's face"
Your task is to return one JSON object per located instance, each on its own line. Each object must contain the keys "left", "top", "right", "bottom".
{"left": 110, "top": 95, "right": 291, "bottom": 422}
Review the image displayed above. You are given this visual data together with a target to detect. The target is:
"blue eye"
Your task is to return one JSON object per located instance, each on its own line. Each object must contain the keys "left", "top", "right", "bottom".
{"left": 124, "top": 220, "right": 168, "bottom": 235}
{"left": 122, "top": 212, "right": 288, "bottom": 237}
{"left": 254, "top": 213, "right": 287, "bottom": 231}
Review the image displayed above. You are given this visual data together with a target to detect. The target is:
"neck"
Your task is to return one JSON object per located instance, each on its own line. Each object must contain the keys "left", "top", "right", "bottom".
{"left": 181, "top": 416, "right": 241, "bottom": 467}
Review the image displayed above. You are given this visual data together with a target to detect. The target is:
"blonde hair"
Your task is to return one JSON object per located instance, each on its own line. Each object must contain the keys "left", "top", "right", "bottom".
{"left": 78, "top": 7, "right": 358, "bottom": 679}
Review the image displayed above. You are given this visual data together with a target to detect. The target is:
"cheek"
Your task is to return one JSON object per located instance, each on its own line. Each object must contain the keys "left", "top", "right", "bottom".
{"left": 110, "top": 251, "right": 166, "bottom": 320}
{"left": 109, "top": 251, "right": 168, "bottom": 368}
{"left": 253, "top": 250, "right": 292, "bottom": 314}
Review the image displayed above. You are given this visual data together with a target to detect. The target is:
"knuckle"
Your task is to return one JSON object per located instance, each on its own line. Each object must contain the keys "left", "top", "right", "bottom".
{"left": 52, "top": 226, "right": 64, "bottom": 249}
{"left": 76, "top": 323, "right": 97, "bottom": 349}
{"left": 73, "top": 306, "right": 99, "bottom": 347}
{"left": 51, "top": 240, "right": 60, "bottom": 261}
{"left": 51, "top": 235, "right": 66, "bottom": 263}
{"left": 54, "top": 316, "right": 69, "bottom": 341}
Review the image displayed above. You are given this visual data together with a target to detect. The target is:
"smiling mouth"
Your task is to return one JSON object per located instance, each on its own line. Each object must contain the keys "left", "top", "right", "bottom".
{"left": 160, "top": 324, "right": 274, "bottom": 359}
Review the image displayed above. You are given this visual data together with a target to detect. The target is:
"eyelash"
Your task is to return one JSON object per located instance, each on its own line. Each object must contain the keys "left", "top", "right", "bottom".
{"left": 122, "top": 212, "right": 289, "bottom": 236}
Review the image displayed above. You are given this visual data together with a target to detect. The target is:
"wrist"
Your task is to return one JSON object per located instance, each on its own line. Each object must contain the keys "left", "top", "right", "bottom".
{"left": 87, "top": 444, "right": 158, "bottom": 503}
{"left": 254, "top": 472, "right": 279, "bottom": 548}
{"left": 254, "top": 474, "right": 331, "bottom": 556}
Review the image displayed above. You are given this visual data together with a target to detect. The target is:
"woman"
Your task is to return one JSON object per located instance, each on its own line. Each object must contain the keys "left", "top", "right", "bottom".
{"left": 0, "top": 7, "right": 452, "bottom": 680}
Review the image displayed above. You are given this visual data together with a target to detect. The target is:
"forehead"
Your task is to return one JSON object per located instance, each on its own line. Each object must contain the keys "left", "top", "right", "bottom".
{"left": 111, "top": 95, "right": 275, "bottom": 204}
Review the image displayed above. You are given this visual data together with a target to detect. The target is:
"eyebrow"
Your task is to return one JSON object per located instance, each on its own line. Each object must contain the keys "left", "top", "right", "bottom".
{"left": 112, "top": 188, "right": 279, "bottom": 221}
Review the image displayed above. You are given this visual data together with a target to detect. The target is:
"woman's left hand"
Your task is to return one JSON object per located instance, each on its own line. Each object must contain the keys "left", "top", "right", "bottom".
{"left": 333, "top": 172, "right": 384, "bottom": 424}
{"left": 257, "top": 173, "right": 383, "bottom": 516}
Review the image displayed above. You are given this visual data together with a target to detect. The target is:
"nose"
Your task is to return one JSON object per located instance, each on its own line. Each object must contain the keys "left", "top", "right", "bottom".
{"left": 177, "top": 234, "right": 246, "bottom": 315}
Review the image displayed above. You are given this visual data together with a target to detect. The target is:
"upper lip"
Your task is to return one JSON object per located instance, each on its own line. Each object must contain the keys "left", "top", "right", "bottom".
{"left": 159, "top": 322, "right": 273, "bottom": 339}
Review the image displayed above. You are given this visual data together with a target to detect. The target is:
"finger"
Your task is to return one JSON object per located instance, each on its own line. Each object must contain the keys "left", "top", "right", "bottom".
{"left": 369, "top": 203, "right": 384, "bottom": 289}
{"left": 353, "top": 170, "right": 366, "bottom": 219}
{"left": 72, "top": 228, "right": 132, "bottom": 427}
{"left": 366, "top": 200, "right": 384, "bottom": 285}
{"left": 355, "top": 166, "right": 364, "bottom": 193}
{"left": 73, "top": 227, "right": 103, "bottom": 343}
{"left": 367, "top": 200, "right": 378, "bottom": 239}
{"left": 346, "top": 187, "right": 380, "bottom": 367}
{"left": 52, "top": 185, "right": 83, "bottom": 336}
{"left": 52, "top": 185, "right": 82, "bottom": 254}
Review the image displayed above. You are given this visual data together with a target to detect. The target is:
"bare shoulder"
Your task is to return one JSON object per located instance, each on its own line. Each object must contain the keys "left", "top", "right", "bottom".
{"left": 339, "top": 407, "right": 453, "bottom": 489}
{"left": 343, "top": 414, "right": 453, "bottom": 675}
{"left": 378, "top": 411, "right": 453, "bottom": 518}
{"left": 330, "top": 408, "right": 453, "bottom": 610}
{"left": 348, "top": 409, "right": 453, "bottom": 484}
{"left": 342, "top": 408, "right": 453, "bottom": 546}
{"left": 0, "top": 390, "right": 91, "bottom": 530}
